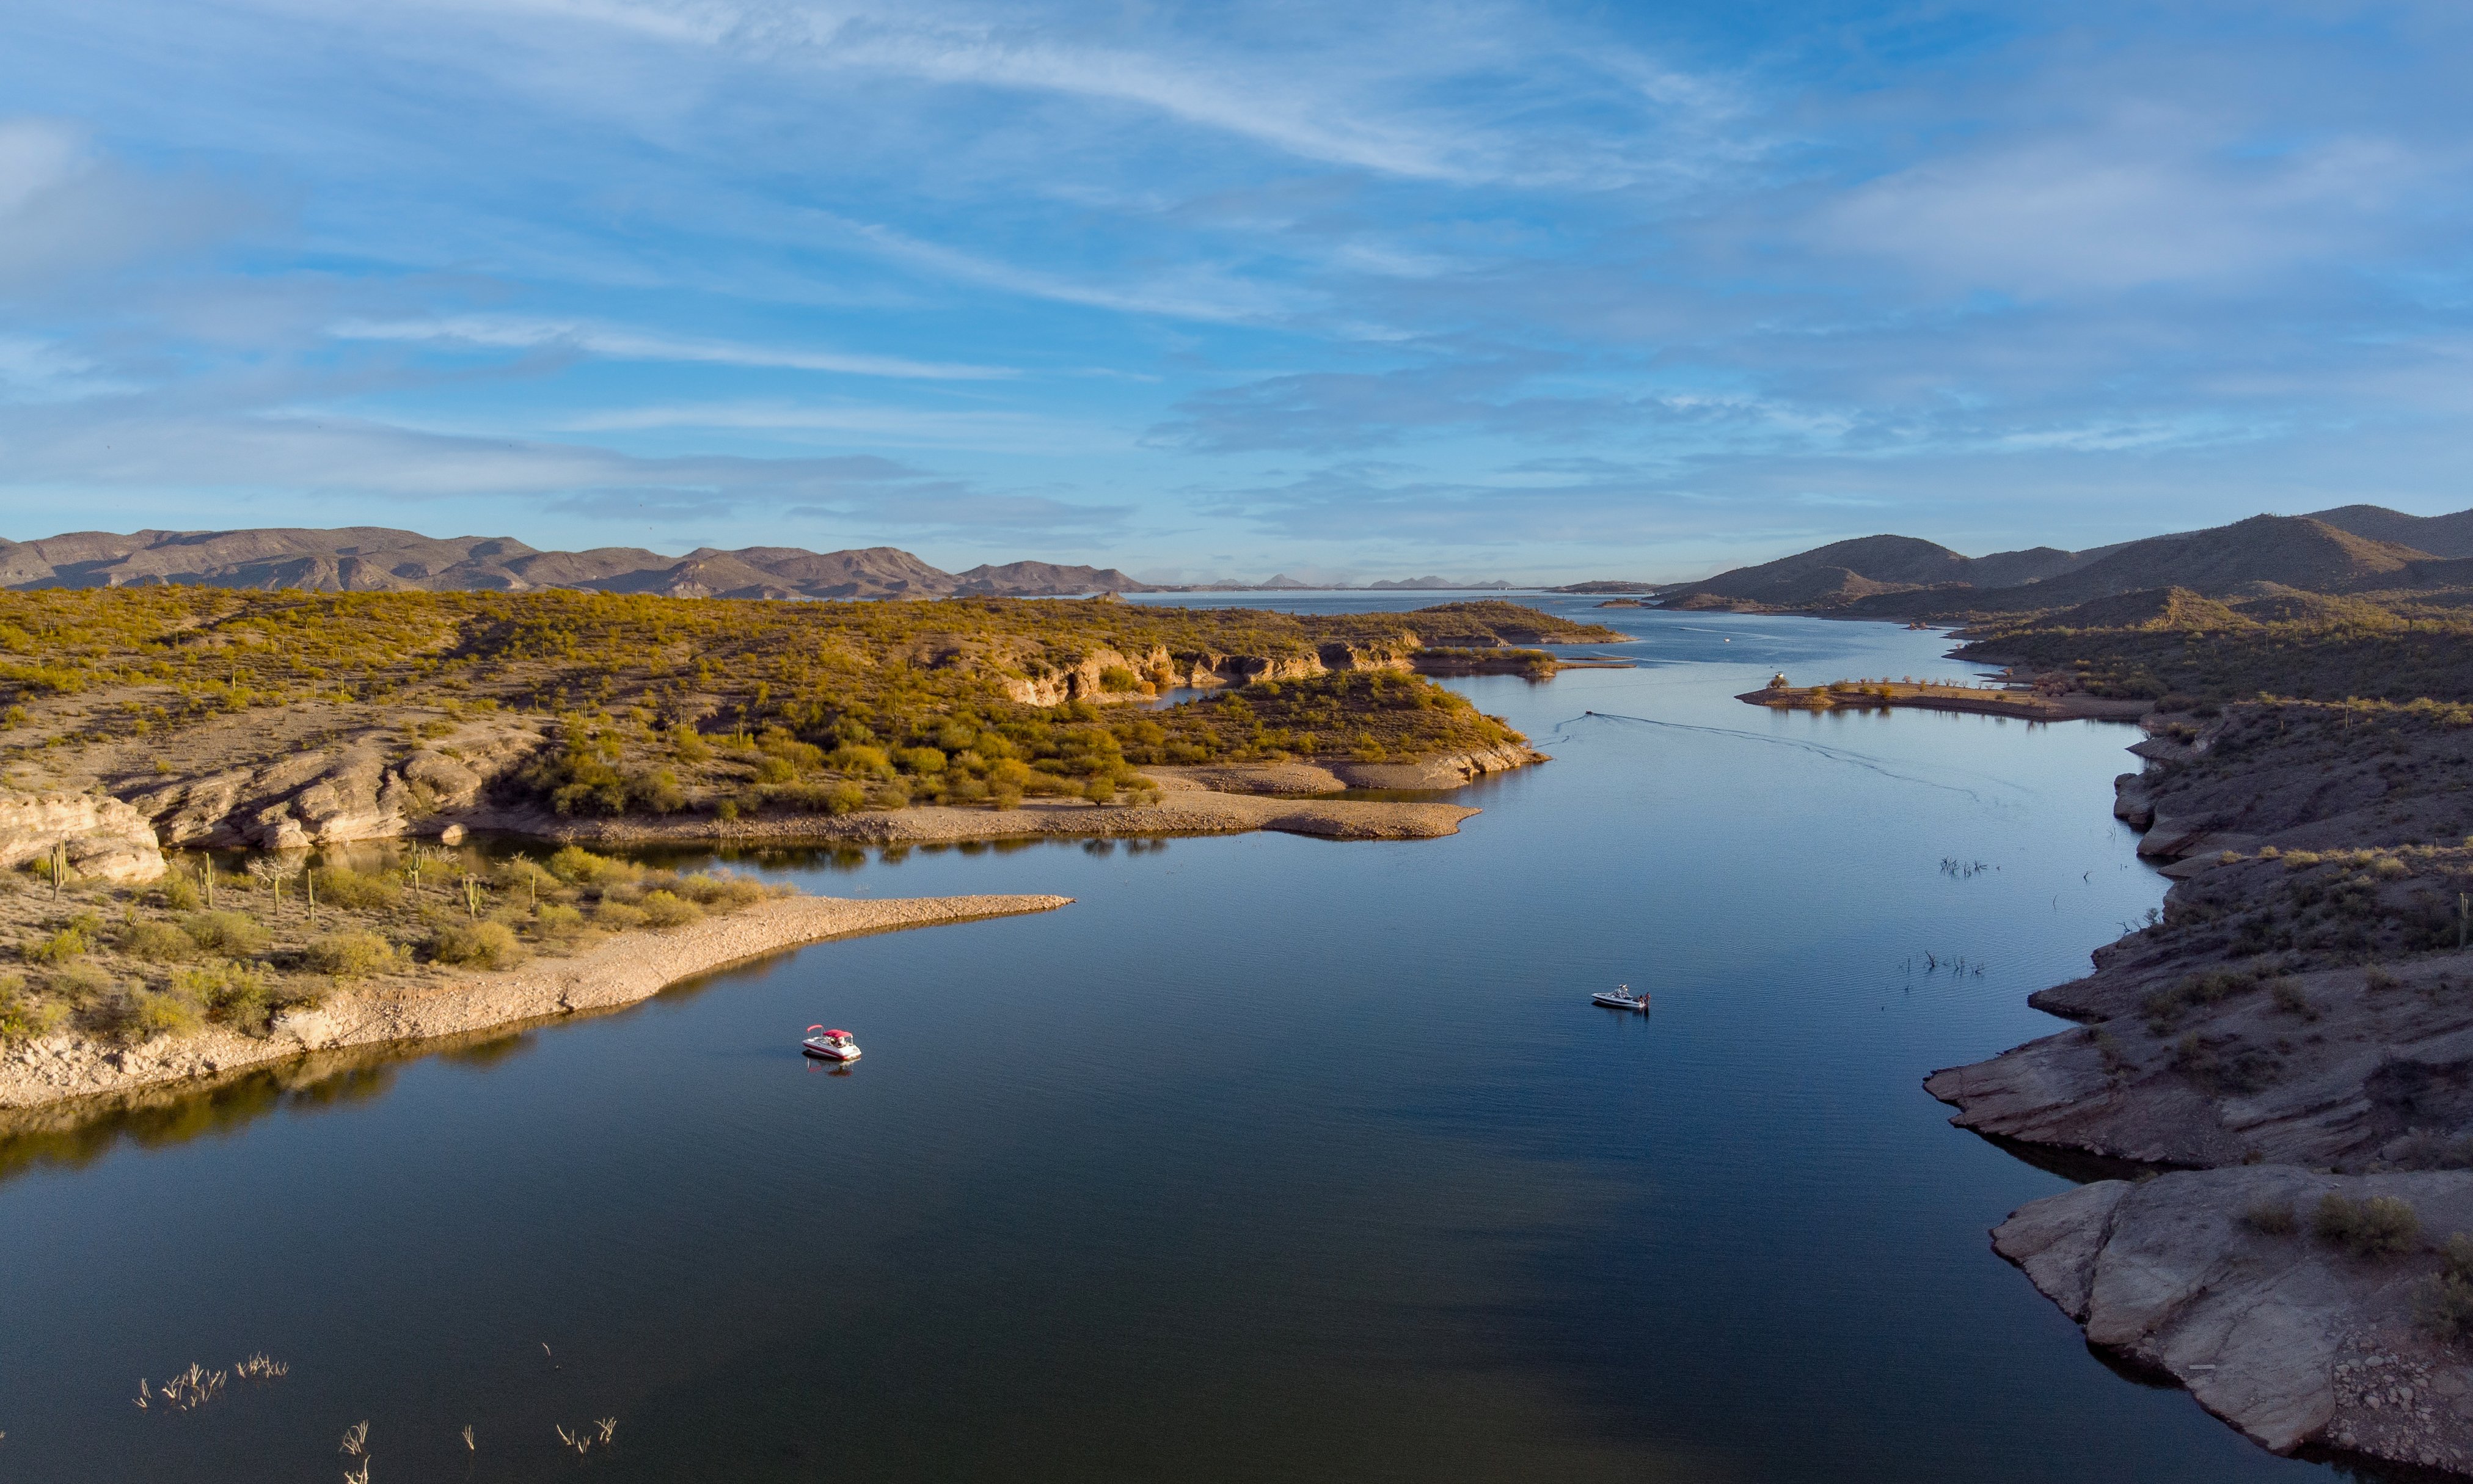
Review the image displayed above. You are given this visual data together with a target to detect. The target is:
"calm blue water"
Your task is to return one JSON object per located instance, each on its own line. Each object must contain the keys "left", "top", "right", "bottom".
{"left": 0, "top": 602, "right": 2331, "bottom": 1482}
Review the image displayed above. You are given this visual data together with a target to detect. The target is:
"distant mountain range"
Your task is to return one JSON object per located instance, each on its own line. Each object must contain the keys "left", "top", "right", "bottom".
{"left": 0, "top": 527, "right": 1529, "bottom": 599}
{"left": 0, "top": 527, "right": 1155, "bottom": 599}
{"left": 1657, "top": 505, "right": 2473, "bottom": 616}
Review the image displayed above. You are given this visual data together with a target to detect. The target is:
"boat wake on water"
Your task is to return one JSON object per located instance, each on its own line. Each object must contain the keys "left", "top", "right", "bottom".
{"left": 1554, "top": 711, "right": 2031, "bottom": 807}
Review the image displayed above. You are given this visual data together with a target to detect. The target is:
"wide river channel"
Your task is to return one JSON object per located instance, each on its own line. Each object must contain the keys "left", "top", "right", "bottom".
{"left": 0, "top": 599, "right": 2348, "bottom": 1482}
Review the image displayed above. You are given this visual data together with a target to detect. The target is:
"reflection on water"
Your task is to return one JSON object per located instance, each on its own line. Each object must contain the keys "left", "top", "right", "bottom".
{"left": 0, "top": 602, "right": 2336, "bottom": 1484}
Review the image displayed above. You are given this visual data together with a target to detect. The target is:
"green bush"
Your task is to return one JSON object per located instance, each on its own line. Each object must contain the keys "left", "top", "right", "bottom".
{"left": 0, "top": 974, "right": 66, "bottom": 1044}
{"left": 304, "top": 930, "right": 396, "bottom": 978}
{"left": 896, "top": 745, "right": 946, "bottom": 775}
{"left": 431, "top": 920, "right": 525, "bottom": 969}
{"left": 2243, "top": 1199, "right": 2298, "bottom": 1235}
{"left": 158, "top": 872, "right": 203, "bottom": 911}
{"left": 591, "top": 900, "right": 647, "bottom": 929}
{"left": 2315, "top": 1192, "right": 2421, "bottom": 1256}
{"left": 130, "top": 988, "right": 203, "bottom": 1040}
{"left": 310, "top": 865, "right": 402, "bottom": 909}
{"left": 535, "top": 902, "right": 586, "bottom": 937}
{"left": 175, "top": 961, "right": 277, "bottom": 1034}
{"left": 638, "top": 891, "right": 703, "bottom": 929}
{"left": 679, "top": 872, "right": 767, "bottom": 910}
{"left": 26, "top": 915, "right": 98, "bottom": 965}
{"left": 548, "top": 845, "right": 638, "bottom": 887}
{"left": 118, "top": 918, "right": 199, "bottom": 962}
{"left": 180, "top": 911, "right": 271, "bottom": 956}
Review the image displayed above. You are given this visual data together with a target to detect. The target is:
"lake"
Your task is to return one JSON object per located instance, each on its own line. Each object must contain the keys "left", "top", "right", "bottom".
{"left": 0, "top": 599, "right": 2336, "bottom": 1481}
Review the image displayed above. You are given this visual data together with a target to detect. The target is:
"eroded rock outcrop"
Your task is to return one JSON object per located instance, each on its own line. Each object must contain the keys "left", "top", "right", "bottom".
{"left": 1996, "top": 1166, "right": 2473, "bottom": 1471}
{"left": 996, "top": 643, "right": 1354, "bottom": 706}
{"left": 0, "top": 791, "right": 166, "bottom": 883}
{"left": 124, "top": 723, "right": 542, "bottom": 849}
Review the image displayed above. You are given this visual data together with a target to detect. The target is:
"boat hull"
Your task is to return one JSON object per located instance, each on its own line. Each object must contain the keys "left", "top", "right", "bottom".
{"left": 802, "top": 1044, "right": 861, "bottom": 1061}
{"left": 1591, "top": 995, "right": 1648, "bottom": 1012}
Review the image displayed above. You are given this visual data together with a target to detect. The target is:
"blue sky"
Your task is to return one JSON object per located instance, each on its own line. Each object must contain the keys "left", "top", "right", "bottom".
{"left": 1, "top": 1, "right": 2468, "bottom": 583}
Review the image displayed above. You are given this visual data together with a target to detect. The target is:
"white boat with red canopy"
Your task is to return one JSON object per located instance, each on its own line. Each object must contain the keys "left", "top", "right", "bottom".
{"left": 802, "top": 1026, "right": 861, "bottom": 1062}
{"left": 1591, "top": 984, "right": 1649, "bottom": 1012}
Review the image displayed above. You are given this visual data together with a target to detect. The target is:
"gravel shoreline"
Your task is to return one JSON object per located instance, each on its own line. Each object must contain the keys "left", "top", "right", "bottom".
{"left": 0, "top": 893, "right": 1070, "bottom": 1113}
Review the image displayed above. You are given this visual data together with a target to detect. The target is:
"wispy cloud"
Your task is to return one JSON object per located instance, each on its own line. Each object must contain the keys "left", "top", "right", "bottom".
{"left": 329, "top": 314, "right": 1014, "bottom": 379}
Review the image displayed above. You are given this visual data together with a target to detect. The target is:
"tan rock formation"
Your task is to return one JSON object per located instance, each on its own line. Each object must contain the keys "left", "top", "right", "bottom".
{"left": 0, "top": 791, "right": 166, "bottom": 883}
{"left": 127, "top": 723, "right": 541, "bottom": 849}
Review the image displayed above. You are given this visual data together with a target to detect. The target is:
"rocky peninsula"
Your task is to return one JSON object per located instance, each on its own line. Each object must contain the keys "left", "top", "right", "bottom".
{"left": 1920, "top": 696, "right": 2473, "bottom": 1474}
{"left": 2, "top": 889, "right": 1069, "bottom": 1113}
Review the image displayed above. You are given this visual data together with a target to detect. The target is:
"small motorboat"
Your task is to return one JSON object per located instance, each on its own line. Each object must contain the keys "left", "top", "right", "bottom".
{"left": 802, "top": 1025, "right": 861, "bottom": 1062}
{"left": 1591, "top": 984, "right": 1649, "bottom": 1012}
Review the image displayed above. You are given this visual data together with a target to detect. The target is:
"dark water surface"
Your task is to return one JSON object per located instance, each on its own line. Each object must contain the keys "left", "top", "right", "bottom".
{"left": 0, "top": 602, "right": 2331, "bottom": 1482}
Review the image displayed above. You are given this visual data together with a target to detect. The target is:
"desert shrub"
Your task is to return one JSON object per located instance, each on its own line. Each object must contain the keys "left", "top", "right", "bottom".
{"left": 157, "top": 872, "right": 203, "bottom": 911}
{"left": 180, "top": 911, "right": 271, "bottom": 956}
{"left": 547, "top": 846, "right": 640, "bottom": 886}
{"left": 118, "top": 919, "right": 199, "bottom": 962}
{"left": 45, "top": 960, "right": 114, "bottom": 1004}
{"left": 2367, "top": 966, "right": 2402, "bottom": 993}
{"left": 2315, "top": 1193, "right": 2422, "bottom": 1256}
{"left": 669, "top": 724, "right": 713, "bottom": 762}
{"left": 2244, "top": 1199, "right": 2298, "bottom": 1235}
{"left": 304, "top": 930, "right": 396, "bottom": 978}
{"left": 2420, "top": 1234, "right": 2473, "bottom": 1342}
{"left": 130, "top": 988, "right": 203, "bottom": 1040}
{"left": 0, "top": 973, "right": 66, "bottom": 1044}
{"left": 896, "top": 746, "right": 946, "bottom": 775}
{"left": 431, "top": 920, "right": 525, "bottom": 969}
{"left": 824, "top": 781, "right": 868, "bottom": 816}
{"left": 26, "top": 914, "right": 100, "bottom": 965}
{"left": 759, "top": 732, "right": 826, "bottom": 771}
{"left": 638, "top": 891, "right": 703, "bottom": 929}
{"left": 1098, "top": 665, "right": 1139, "bottom": 693}
{"left": 534, "top": 902, "right": 586, "bottom": 938}
{"left": 828, "top": 743, "right": 892, "bottom": 777}
{"left": 177, "top": 961, "right": 276, "bottom": 1034}
{"left": 591, "top": 900, "right": 647, "bottom": 930}
{"left": 1082, "top": 775, "right": 1117, "bottom": 805}
{"left": 311, "top": 865, "right": 401, "bottom": 909}
{"left": 638, "top": 768, "right": 687, "bottom": 813}
{"left": 2143, "top": 967, "right": 2263, "bottom": 1032}
{"left": 679, "top": 873, "right": 766, "bottom": 910}
{"left": 2269, "top": 978, "right": 2317, "bottom": 1020}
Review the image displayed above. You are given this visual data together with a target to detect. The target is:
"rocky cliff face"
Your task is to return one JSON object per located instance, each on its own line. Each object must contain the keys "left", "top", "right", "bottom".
{"left": 996, "top": 644, "right": 1379, "bottom": 706}
{"left": 1996, "top": 1166, "right": 2473, "bottom": 1472}
{"left": 122, "top": 722, "right": 544, "bottom": 849}
{"left": 0, "top": 791, "right": 166, "bottom": 883}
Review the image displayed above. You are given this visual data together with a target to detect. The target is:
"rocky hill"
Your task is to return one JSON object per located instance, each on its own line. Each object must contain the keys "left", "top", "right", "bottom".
{"left": 0, "top": 527, "right": 1152, "bottom": 599}
{"left": 1660, "top": 533, "right": 2094, "bottom": 609}
{"left": 1664, "top": 505, "right": 2473, "bottom": 616}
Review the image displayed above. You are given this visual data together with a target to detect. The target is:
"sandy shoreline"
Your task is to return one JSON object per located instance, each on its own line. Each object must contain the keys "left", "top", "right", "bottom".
{"left": 530, "top": 775, "right": 1487, "bottom": 847}
{"left": 0, "top": 893, "right": 1070, "bottom": 1113}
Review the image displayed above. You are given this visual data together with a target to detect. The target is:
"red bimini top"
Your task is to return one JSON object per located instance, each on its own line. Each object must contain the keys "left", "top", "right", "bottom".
{"left": 822, "top": 1029, "right": 851, "bottom": 1038}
